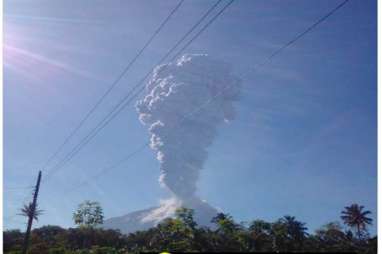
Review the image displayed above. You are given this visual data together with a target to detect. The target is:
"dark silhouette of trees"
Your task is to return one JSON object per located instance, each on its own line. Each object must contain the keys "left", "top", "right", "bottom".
{"left": 313, "top": 222, "right": 355, "bottom": 252}
{"left": 3, "top": 229, "right": 24, "bottom": 252}
{"left": 3, "top": 204, "right": 376, "bottom": 253}
{"left": 341, "top": 203, "right": 373, "bottom": 240}
{"left": 248, "top": 219, "right": 272, "bottom": 251}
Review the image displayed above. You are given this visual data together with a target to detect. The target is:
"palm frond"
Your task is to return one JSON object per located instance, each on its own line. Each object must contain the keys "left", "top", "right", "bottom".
{"left": 18, "top": 202, "right": 44, "bottom": 221}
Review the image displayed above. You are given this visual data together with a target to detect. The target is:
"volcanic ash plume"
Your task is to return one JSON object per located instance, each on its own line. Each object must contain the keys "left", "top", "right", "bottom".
{"left": 136, "top": 54, "right": 241, "bottom": 202}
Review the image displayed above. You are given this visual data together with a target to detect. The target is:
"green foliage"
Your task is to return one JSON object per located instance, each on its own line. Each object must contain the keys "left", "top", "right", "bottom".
{"left": 73, "top": 201, "right": 104, "bottom": 228}
{"left": 4, "top": 205, "right": 376, "bottom": 253}
{"left": 175, "top": 207, "right": 197, "bottom": 229}
{"left": 210, "top": 213, "right": 247, "bottom": 251}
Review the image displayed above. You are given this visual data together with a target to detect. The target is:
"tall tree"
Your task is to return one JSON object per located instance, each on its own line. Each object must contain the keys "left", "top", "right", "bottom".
{"left": 341, "top": 204, "right": 372, "bottom": 240}
{"left": 211, "top": 213, "right": 245, "bottom": 251}
{"left": 271, "top": 216, "right": 307, "bottom": 251}
{"left": 282, "top": 215, "right": 308, "bottom": 244}
{"left": 249, "top": 220, "right": 272, "bottom": 251}
{"left": 175, "top": 207, "right": 197, "bottom": 230}
{"left": 73, "top": 200, "right": 104, "bottom": 228}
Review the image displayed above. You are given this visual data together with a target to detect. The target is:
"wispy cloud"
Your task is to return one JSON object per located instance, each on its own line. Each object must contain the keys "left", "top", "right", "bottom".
{"left": 4, "top": 44, "right": 104, "bottom": 81}
{"left": 5, "top": 14, "right": 104, "bottom": 25}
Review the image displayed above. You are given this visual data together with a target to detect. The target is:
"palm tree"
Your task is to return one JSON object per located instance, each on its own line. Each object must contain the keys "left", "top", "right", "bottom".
{"left": 249, "top": 220, "right": 272, "bottom": 251}
{"left": 19, "top": 202, "right": 43, "bottom": 221}
{"left": 341, "top": 204, "right": 372, "bottom": 239}
{"left": 280, "top": 215, "right": 308, "bottom": 249}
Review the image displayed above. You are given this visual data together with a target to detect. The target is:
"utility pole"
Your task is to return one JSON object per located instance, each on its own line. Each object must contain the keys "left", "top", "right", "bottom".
{"left": 22, "top": 170, "right": 42, "bottom": 254}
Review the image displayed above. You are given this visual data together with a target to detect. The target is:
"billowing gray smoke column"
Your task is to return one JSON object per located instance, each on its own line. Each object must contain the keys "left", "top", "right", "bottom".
{"left": 136, "top": 54, "right": 241, "bottom": 202}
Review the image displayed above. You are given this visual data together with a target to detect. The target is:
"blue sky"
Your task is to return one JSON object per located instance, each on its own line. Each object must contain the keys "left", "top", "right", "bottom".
{"left": 4, "top": 0, "right": 377, "bottom": 234}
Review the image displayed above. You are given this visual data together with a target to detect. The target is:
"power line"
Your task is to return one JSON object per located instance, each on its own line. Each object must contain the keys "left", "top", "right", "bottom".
{"left": 41, "top": 0, "right": 185, "bottom": 171}
{"left": 65, "top": 143, "right": 148, "bottom": 193}
{"left": 43, "top": 0, "right": 224, "bottom": 181}
{"left": 57, "top": 0, "right": 235, "bottom": 192}
{"left": 254, "top": 0, "right": 349, "bottom": 70}
{"left": 43, "top": 0, "right": 230, "bottom": 182}
{"left": 62, "top": 0, "right": 349, "bottom": 192}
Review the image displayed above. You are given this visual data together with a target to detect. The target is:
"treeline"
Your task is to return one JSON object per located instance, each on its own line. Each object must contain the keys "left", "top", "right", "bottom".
{"left": 4, "top": 206, "right": 377, "bottom": 254}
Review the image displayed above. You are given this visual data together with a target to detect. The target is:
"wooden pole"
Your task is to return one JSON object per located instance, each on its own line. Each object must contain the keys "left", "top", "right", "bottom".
{"left": 21, "top": 170, "right": 42, "bottom": 254}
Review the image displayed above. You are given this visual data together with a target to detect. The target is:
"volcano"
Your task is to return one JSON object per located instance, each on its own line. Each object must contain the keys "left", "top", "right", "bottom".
{"left": 103, "top": 198, "right": 220, "bottom": 234}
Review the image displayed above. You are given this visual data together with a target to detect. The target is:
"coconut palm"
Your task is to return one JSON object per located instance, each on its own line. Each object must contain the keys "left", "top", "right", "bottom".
{"left": 19, "top": 202, "right": 43, "bottom": 221}
{"left": 272, "top": 215, "right": 308, "bottom": 251}
{"left": 340, "top": 204, "right": 372, "bottom": 239}
{"left": 282, "top": 215, "right": 308, "bottom": 241}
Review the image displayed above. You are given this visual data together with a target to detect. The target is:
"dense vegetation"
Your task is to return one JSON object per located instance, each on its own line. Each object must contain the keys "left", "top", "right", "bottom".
{"left": 4, "top": 205, "right": 376, "bottom": 253}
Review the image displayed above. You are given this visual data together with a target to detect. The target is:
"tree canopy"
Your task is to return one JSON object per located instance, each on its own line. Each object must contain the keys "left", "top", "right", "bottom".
{"left": 4, "top": 203, "right": 376, "bottom": 254}
{"left": 73, "top": 201, "right": 104, "bottom": 228}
